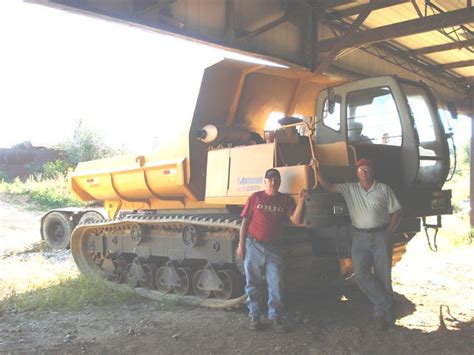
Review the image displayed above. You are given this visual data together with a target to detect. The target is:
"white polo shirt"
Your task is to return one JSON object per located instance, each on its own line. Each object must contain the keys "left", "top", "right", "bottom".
{"left": 336, "top": 181, "right": 401, "bottom": 229}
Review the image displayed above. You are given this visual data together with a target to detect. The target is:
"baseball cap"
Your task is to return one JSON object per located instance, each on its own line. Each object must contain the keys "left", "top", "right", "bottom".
{"left": 264, "top": 168, "right": 281, "bottom": 179}
{"left": 356, "top": 158, "right": 375, "bottom": 169}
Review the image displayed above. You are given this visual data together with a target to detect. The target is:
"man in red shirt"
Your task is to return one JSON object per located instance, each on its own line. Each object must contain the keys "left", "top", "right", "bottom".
{"left": 237, "top": 168, "right": 307, "bottom": 332}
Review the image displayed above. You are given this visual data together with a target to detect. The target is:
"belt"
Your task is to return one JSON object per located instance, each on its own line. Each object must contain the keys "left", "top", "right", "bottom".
{"left": 352, "top": 224, "right": 388, "bottom": 233}
{"left": 247, "top": 235, "right": 279, "bottom": 246}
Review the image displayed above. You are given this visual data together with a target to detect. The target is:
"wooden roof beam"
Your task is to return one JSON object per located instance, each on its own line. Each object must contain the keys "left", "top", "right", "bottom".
{"left": 237, "top": 13, "right": 288, "bottom": 41}
{"left": 439, "top": 59, "right": 474, "bottom": 70}
{"left": 313, "top": 0, "right": 357, "bottom": 12}
{"left": 404, "top": 39, "right": 474, "bottom": 56}
{"left": 331, "top": 0, "right": 409, "bottom": 18}
{"left": 318, "top": 8, "right": 474, "bottom": 52}
{"left": 314, "top": 1, "right": 373, "bottom": 73}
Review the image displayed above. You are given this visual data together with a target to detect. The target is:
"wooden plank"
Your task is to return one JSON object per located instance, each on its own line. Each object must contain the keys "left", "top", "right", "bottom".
{"left": 439, "top": 59, "right": 474, "bottom": 70}
{"left": 318, "top": 8, "right": 474, "bottom": 52}
{"left": 314, "top": 1, "right": 373, "bottom": 73}
{"left": 332, "top": 0, "right": 409, "bottom": 18}
{"left": 404, "top": 39, "right": 474, "bottom": 56}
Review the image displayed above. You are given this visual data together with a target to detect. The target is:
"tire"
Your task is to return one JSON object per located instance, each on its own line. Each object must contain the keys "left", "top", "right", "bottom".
{"left": 42, "top": 212, "right": 74, "bottom": 249}
{"left": 78, "top": 211, "right": 104, "bottom": 225}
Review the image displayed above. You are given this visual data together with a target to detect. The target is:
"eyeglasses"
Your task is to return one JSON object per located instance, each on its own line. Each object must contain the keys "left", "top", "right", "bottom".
{"left": 357, "top": 167, "right": 372, "bottom": 173}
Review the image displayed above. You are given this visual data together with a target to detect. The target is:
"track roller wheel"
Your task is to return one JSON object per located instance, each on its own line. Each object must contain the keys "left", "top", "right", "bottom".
{"left": 125, "top": 263, "right": 139, "bottom": 288}
{"left": 174, "top": 267, "right": 194, "bottom": 295}
{"left": 139, "top": 263, "right": 157, "bottom": 289}
{"left": 213, "top": 269, "right": 244, "bottom": 300}
{"left": 155, "top": 266, "right": 172, "bottom": 294}
{"left": 192, "top": 269, "right": 211, "bottom": 299}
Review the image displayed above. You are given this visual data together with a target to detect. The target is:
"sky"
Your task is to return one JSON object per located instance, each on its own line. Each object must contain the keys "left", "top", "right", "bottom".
{"left": 0, "top": 0, "right": 275, "bottom": 153}
{"left": 0, "top": 1, "right": 471, "bottom": 153}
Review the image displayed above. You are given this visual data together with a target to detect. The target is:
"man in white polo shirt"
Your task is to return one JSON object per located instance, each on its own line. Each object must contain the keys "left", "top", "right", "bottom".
{"left": 315, "top": 158, "right": 402, "bottom": 330}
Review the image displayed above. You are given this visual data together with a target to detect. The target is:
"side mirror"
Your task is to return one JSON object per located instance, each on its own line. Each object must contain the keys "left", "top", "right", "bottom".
{"left": 446, "top": 101, "right": 458, "bottom": 120}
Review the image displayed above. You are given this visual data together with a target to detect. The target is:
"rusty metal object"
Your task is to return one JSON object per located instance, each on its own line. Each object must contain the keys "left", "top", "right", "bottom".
{"left": 0, "top": 141, "right": 64, "bottom": 180}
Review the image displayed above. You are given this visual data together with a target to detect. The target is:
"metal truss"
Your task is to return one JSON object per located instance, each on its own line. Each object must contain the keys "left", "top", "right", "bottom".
{"left": 323, "top": 14, "right": 469, "bottom": 95}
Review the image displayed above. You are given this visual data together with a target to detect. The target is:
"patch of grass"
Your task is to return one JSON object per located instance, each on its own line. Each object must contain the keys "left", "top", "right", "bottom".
{"left": 438, "top": 213, "right": 473, "bottom": 248}
{"left": 0, "top": 174, "right": 84, "bottom": 210}
{"left": 0, "top": 274, "right": 144, "bottom": 314}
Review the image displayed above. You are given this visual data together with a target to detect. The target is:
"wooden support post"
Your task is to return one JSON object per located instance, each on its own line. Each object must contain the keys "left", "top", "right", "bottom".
{"left": 303, "top": 6, "right": 316, "bottom": 70}
{"left": 471, "top": 117, "right": 474, "bottom": 227}
{"left": 224, "top": 0, "right": 235, "bottom": 43}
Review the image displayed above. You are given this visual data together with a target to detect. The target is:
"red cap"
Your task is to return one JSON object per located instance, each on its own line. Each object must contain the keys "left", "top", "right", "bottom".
{"left": 356, "top": 158, "right": 375, "bottom": 169}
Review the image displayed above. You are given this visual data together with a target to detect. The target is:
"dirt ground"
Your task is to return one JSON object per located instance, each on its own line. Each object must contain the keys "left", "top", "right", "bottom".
{"left": 0, "top": 195, "right": 473, "bottom": 354}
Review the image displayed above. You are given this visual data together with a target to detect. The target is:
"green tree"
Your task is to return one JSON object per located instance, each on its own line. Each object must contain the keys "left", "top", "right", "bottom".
{"left": 59, "top": 119, "right": 120, "bottom": 166}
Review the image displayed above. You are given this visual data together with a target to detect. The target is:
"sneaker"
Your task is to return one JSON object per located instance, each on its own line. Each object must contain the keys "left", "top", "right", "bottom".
{"left": 271, "top": 317, "right": 287, "bottom": 333}
{"left": 375, "top": 316, "right": 388, "bottom": 331}
{"left": 249, "top": 316, "right": 262, "bottom": 331}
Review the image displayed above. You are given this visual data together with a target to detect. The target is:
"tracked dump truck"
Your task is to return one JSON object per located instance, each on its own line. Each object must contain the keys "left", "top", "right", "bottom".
{"left": 41, "top": 59, "right": 454, "bottom": 307}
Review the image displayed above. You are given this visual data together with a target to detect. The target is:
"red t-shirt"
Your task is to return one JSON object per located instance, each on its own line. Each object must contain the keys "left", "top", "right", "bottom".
{"left": 241, "top": 191, "right": 296, "bottom": 244}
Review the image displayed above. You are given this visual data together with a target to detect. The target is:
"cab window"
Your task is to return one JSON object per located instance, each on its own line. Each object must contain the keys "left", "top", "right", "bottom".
{"left": 346, "top": 87, "right": 402, "bottom": 146}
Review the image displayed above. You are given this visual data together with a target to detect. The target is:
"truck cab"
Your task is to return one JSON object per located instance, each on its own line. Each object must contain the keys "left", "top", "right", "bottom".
{"left": 307, "top": 76, "right": 453, "bottom": 258}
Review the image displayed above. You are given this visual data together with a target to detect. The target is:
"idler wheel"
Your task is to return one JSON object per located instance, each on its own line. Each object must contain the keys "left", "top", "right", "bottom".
{"left": 130, "top": 223, "right": 143, "bottom": 245}
{"left": 139, "top": 263, "right": 157, "bottom": 289}
{"left": 213, "top": 269, "right": 244, "bottom": 300}
{"left": 155, "top": 266, "right": 172, "bottom": 294}
{"left": 192, "top": 270, "right": 211, "bottom": 299}
{"left": 174, "top": 267, "right": 194, "bottom": 296}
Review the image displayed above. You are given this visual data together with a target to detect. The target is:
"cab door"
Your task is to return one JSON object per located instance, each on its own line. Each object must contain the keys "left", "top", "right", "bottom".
{"left": 315, "top": 76, "right": 419, "bottom": 189}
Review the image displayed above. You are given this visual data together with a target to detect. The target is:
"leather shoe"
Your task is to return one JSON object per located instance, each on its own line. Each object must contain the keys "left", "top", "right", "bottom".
{"left": 271, "top": 317, "right": 287, "bottom": 333}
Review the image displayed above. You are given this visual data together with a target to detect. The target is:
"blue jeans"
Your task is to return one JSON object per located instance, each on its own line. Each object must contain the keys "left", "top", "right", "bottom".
{"left": 351, "top": 228, "right": 393, "bottom": 319}
{"left": 244, "top": 237, "right": 284, "bottom": 320}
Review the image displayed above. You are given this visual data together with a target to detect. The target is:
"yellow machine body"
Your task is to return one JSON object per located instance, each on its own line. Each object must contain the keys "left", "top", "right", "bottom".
{"left": 70, "top": 59, "right": 345, "bottom": 218}
{"left": 62, "top": 59, "right": 452, "bottom": 305}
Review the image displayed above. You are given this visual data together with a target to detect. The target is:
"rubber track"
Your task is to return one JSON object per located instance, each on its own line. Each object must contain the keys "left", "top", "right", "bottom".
{"left": 73, "top": 213, "right": 246, "bottom": 310}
